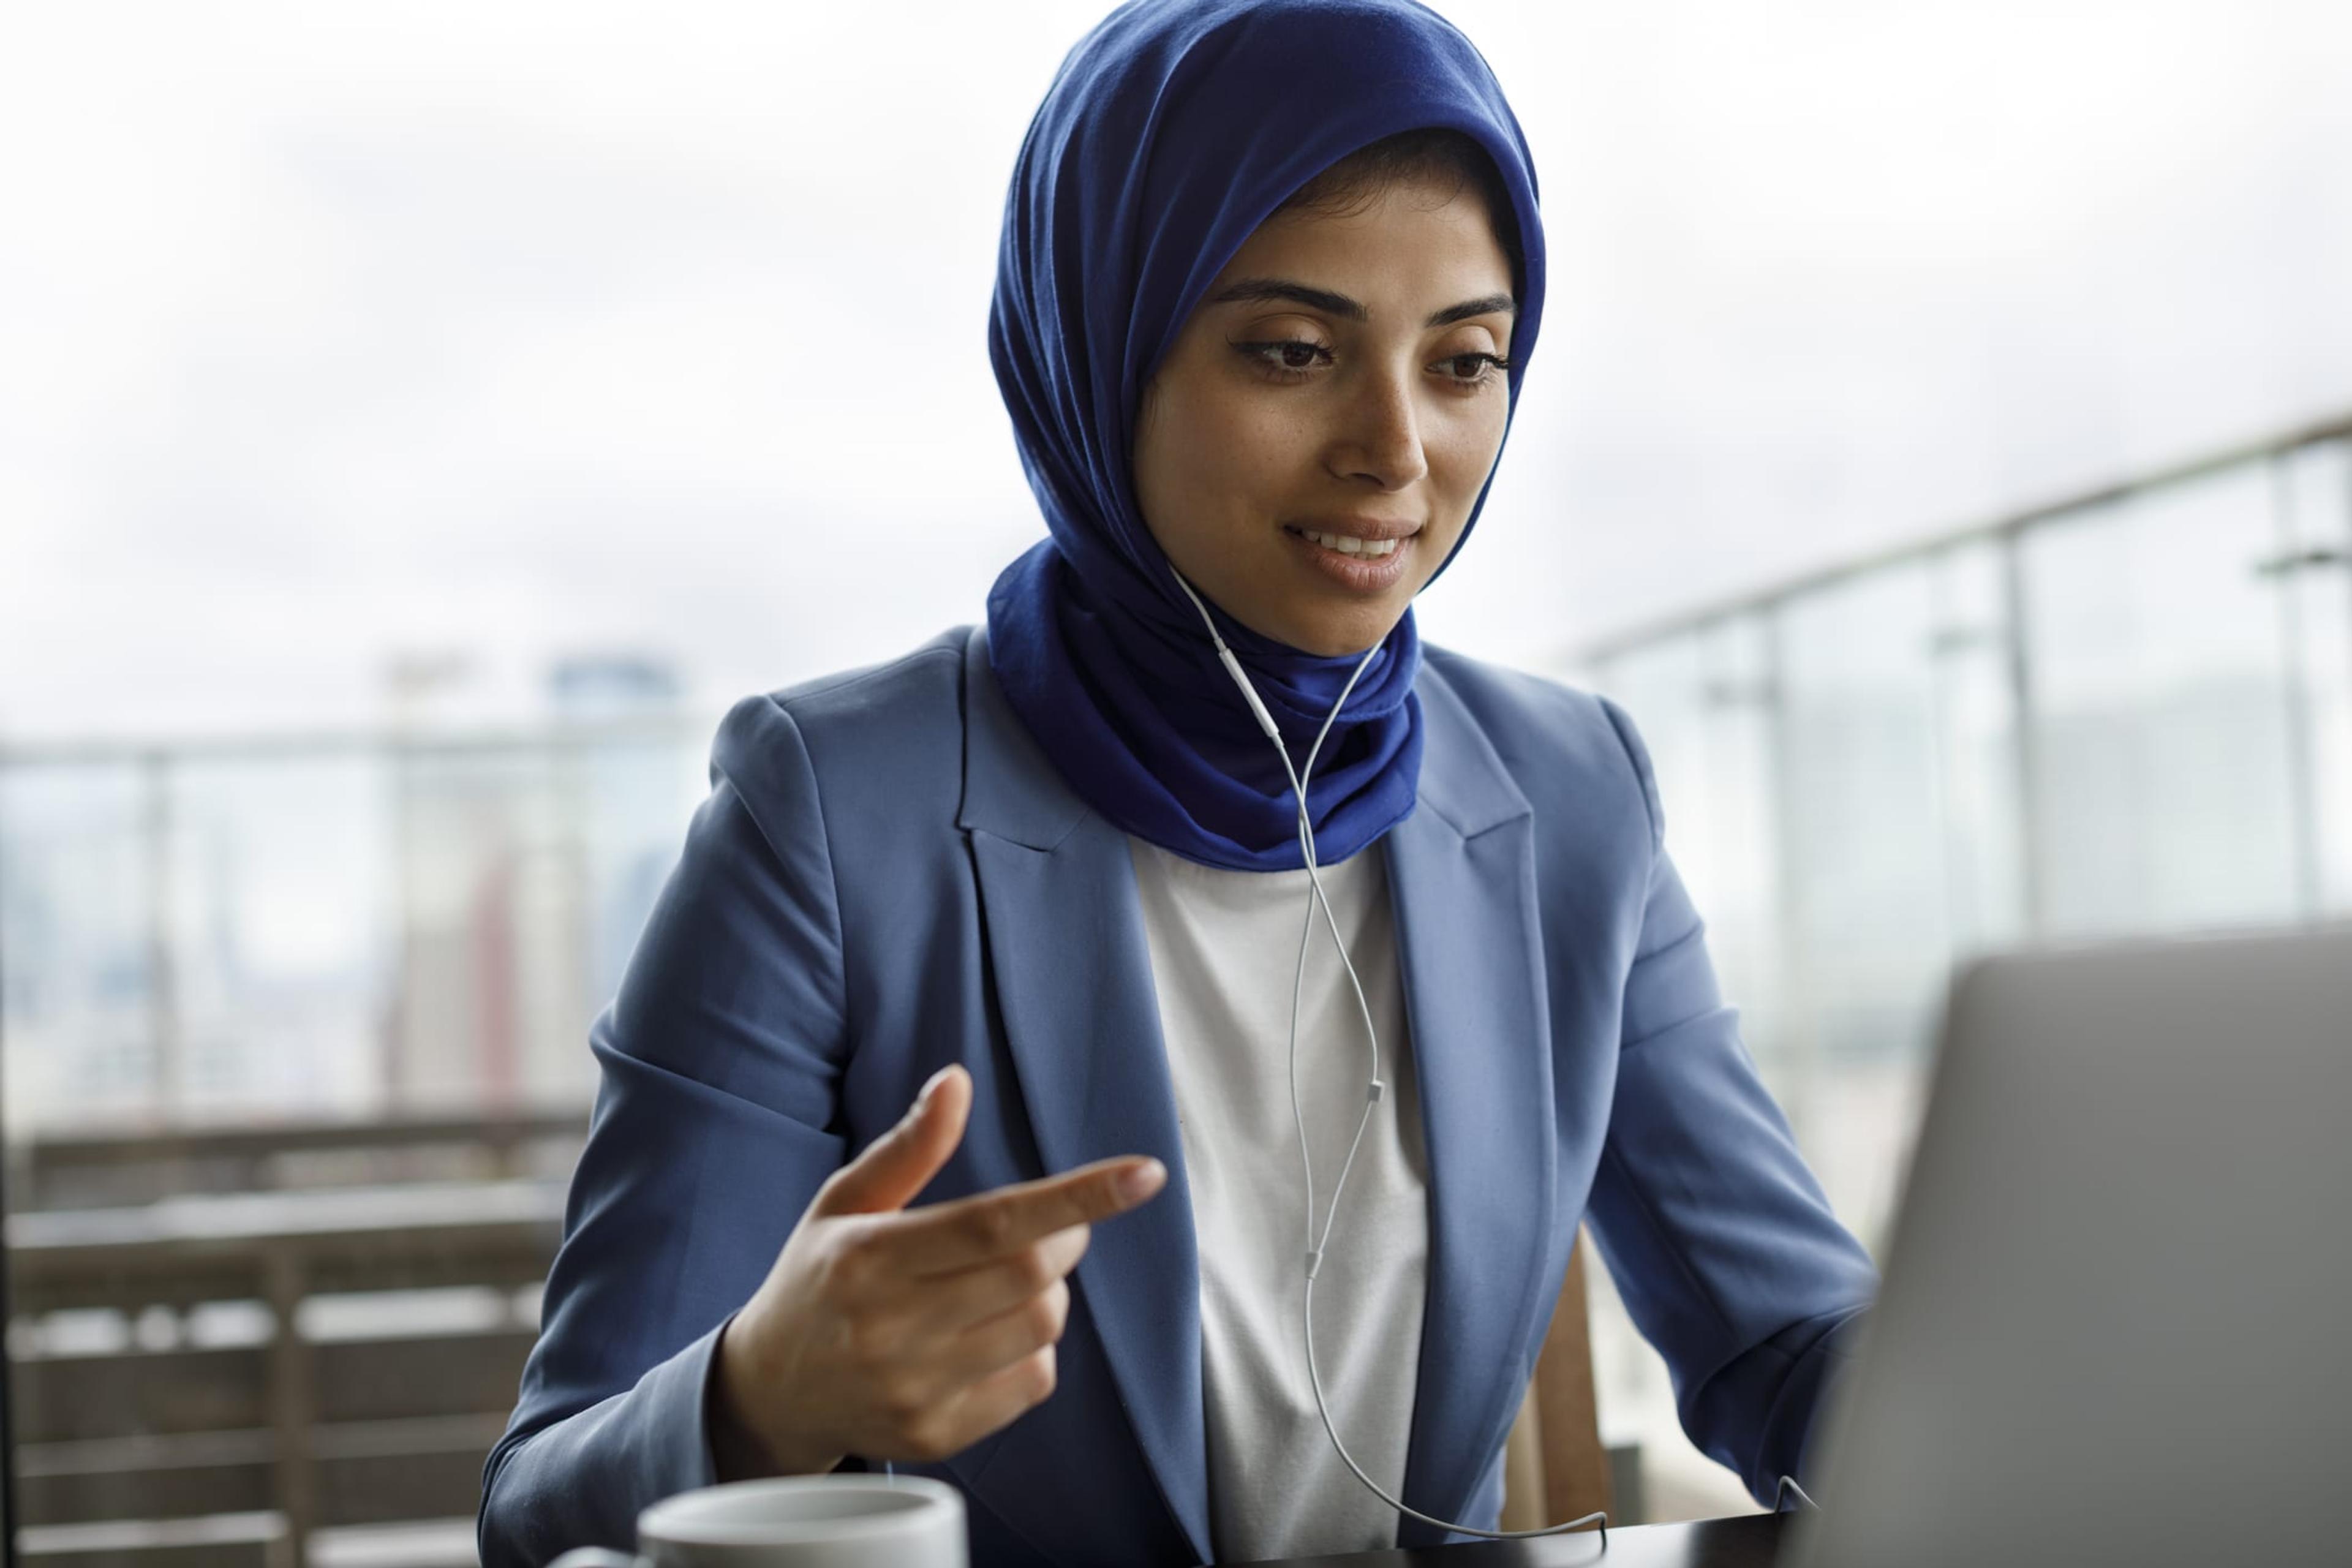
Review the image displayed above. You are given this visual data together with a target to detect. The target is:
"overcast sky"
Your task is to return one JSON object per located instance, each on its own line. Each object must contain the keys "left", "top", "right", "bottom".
{"left": 4, "top": 0, "right": 2349, "bottom": 741}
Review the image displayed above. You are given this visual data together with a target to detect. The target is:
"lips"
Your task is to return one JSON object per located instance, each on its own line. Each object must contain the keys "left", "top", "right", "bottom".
{"left": 1282, "top": 522, "right": 1419, "bottom": 592}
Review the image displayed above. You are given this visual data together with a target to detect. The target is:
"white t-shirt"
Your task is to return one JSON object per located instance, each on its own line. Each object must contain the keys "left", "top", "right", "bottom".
{"left": 1125, "top": 834, "right": 1430, "bottom": 1563}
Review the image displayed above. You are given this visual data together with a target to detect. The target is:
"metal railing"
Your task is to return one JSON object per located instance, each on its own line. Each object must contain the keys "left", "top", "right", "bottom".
{"left": 1567, "top": 410, "right": 2352, "bottom": 665}
{"left": 1561, "top": 410, "right": 2352, "bottom": 1247}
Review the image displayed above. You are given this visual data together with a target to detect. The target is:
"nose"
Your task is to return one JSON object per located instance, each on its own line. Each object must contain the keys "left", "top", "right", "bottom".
{"left": 1325, "top": 362, "right": 1428, "bottom": 491}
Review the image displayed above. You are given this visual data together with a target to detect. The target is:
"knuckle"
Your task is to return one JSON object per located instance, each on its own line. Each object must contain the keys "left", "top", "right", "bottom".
{"left": 1023, "top": 1346, "right": 1058, "bottom": 1404}
{"left": 1014, "top": 1243, "right": 1057, "bottom": 1294}
{"left": 967, "top": 1200, "right": 1017, "bottom": 1253}
{"left": 1024, "top": 1282, "right": 1069, "bottom": 1347}
{"left": 1042, "top": 1279, "right": 1071, "bottom": 1339}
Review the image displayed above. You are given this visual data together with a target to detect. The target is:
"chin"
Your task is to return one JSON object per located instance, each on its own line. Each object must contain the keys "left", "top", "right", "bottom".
{"left": 1284, "top": 606, "right": 1401, "bottom": 660}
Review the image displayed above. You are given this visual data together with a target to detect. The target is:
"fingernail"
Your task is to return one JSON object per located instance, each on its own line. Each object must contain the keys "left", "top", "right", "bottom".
{"left": 1116, "top": 1159, "right": 1166, "bottom": 1204}
{"left": 914, "top": 1067, "right": 949, "bottom": 1114}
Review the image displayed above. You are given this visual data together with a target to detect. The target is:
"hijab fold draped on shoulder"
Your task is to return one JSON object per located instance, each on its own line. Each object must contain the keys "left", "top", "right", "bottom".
{"left": 986, "top": 0, "right": 1547, "bottom": 871}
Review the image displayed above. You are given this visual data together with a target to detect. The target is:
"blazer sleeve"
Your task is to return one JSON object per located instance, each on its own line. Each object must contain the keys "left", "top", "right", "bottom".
{"left": 478, "top": 694, "right": 854, "bottom": 1568}
{"left": 1580, "top": 696, "right": 1879, "bottom": 1505}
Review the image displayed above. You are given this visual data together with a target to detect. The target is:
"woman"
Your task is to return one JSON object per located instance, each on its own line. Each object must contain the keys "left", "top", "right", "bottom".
{"left": 479, "top": 1, "right": 1877, "bottom": 1564}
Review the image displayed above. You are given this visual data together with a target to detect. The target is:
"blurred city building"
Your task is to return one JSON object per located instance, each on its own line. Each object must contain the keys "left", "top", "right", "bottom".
{"left": 0, "top": 657, "right": 703, "bottom": 1134}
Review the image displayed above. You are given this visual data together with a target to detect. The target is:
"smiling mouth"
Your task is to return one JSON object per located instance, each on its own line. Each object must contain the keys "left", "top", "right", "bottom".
{"left": 1285, "top": 526, "right": 1412, "bottom": 559}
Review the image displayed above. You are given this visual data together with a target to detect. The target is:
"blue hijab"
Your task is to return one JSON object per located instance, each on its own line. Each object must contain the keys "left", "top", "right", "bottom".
{"left": 986, "top": 0, "right": 1547, "bottom": 871}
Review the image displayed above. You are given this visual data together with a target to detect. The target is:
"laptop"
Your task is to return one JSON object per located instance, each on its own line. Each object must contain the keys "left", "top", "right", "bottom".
{"left": 1790, "top": 923, "right": 2352, "bottom": 1568}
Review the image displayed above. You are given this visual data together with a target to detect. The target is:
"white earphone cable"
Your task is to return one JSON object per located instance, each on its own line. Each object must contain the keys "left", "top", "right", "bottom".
{"left": 1170, "top": 573, "right": 1608, "bottom": 1545}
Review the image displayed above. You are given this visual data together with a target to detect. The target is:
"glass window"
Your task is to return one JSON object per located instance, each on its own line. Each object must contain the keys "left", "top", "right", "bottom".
{"left": 2021, "top": 464, "right": 2304, "bottom": 937}
{"left": 1773, "top": 565, "right": 1947, "bottom": 1252}
{"left": 1593, "top": 621, "right": 1790, "bottom": 1079}
{"left": 1684, "top": 616, "right": 1790, "bottom": 1087}
{"left": 1572, "top": 431, "right": 2345, "bottom": 1528}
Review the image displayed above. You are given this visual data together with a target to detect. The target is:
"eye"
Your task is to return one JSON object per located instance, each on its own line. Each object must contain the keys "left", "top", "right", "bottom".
{"left": 1232, "top": 338, "right": 1335, "bottom": 381}
{"left": 1434, "top": 351, "right": 1512, "bottom": 388}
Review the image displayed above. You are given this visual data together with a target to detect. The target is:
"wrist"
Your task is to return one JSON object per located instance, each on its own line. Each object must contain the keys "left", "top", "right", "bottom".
{"left": 708, "top": 1311, "right": 845, "bottom": 1480}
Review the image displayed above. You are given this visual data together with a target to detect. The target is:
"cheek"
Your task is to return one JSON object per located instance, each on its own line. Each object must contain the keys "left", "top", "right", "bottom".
{"left": 1427, "top": 399, "right": 1509, "bottom": 511}
{"left": 1172, "top": 389, "right": 1318, "bottom": 518}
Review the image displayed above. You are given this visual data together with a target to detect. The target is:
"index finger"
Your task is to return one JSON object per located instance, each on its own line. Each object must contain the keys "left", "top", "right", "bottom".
{"left": 886, "top": 1155, "right": 1167, "bottom": 1276}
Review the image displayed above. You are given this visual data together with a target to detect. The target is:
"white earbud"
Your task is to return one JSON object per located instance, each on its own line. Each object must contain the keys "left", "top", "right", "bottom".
{"left": 1169, "top": 571, "right": 1608, "bottom": 1545}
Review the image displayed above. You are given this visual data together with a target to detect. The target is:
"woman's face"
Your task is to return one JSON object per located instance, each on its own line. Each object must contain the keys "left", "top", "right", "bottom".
{"left": 1131, "top": 174, "right": 1517, "bottom": 658}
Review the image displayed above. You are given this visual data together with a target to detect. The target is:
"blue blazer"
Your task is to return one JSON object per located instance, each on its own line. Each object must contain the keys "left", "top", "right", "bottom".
{"left": 479, "top": 625, "right": 1876, "bottom": 1568}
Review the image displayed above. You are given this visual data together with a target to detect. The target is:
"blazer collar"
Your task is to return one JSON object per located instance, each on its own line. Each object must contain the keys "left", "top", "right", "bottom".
{"left": 957, "top": 624, "right": 1555, "bottom": 1554}
{"left": 956, "top": 627, "right": 1091, "bottom": 848}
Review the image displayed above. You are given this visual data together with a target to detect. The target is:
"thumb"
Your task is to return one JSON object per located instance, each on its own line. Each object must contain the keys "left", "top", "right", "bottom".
{"left": 812, "top": 1065, "right": 970, "bottom": 1216}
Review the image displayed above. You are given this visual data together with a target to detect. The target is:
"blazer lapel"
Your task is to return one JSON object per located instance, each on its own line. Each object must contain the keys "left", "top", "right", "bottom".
{"left": 953, "top": 628, "right": 1556, "bottom": 1556}
{"left": 957, "top": 628, "right": 1214, "bottom": 1565}
{"left": 1384, "top": 673, "right": 1560, "bottom": 1547}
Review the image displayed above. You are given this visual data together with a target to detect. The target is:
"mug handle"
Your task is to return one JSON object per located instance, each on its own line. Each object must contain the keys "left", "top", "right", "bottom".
{"left": 547, "top": 1550, "right": 646, "bottom": 1568}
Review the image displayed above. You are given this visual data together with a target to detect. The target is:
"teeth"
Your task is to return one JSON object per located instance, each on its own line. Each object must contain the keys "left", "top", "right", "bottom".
{"left": 1300, "top": 529, "right": 1400, "bottom": 558}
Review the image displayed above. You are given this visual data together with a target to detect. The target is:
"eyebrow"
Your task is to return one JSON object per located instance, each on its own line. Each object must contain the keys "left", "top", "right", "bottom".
{"left": 1206, "top": 277, "right": 1516, "bottom": 329}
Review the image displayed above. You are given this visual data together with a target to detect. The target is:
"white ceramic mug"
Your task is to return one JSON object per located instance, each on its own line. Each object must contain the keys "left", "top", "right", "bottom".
{"left": 546, "top": 1475, "right": 967, "bottom": 1568}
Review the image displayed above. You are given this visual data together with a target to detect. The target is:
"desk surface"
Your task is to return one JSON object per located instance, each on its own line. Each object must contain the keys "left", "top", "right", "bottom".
{"left": 1256, "top": 1513, "right": 1786, "bottom": 1567}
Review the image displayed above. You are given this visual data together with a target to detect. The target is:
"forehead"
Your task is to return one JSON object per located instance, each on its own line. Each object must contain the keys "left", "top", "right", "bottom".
{"left": 1211, "top": 178, "right": 1513, "bottom": 301}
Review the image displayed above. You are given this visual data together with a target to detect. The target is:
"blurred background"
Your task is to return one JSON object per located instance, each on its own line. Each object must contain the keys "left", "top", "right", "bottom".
{"left": 4, "top": 1, "right": 2349, "bottom": 1562}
